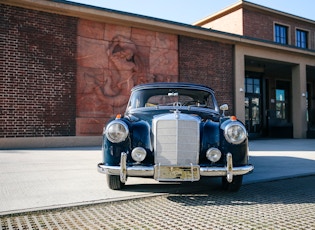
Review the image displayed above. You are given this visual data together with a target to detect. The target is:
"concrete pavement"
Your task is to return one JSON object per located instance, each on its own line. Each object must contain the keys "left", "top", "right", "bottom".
{"left": 2, "top": 176, "right": 314, "bottom": 229}
{"left": 0, "top": 139, "right": 315, "bottom": 215}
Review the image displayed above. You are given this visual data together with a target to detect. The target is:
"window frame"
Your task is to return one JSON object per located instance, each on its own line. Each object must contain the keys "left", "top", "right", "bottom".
{"left": 274, "top": 22, "right": 290, "bottom": 45}
{"left": 295, "top": 28, "right": 309, "bottom": 49}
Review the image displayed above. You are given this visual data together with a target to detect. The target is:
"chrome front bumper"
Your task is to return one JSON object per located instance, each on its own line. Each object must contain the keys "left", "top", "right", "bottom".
{"left": 97, "top": 152, "right": 254, "bottom": 183}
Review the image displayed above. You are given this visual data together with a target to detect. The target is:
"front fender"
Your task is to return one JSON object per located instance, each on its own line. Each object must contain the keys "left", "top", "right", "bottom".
{"left": 102, "top": 118, "right": 131, "bottom": 166}
{"left": 103, "top": 137, "right": 130, "bottom": 165}
{"left": 130, "top": 120, "right": 154, "bottom": 164}
{"left": 200, "top": 120, "right": 220, "bottom": 158}
{"left": 220, "top": 118, "right": 249, "bottom": 165}
{"left": 102, "top": 119, "right": 153, "bottom": 166}
{"left": 130, "top": 120, "right": 152, "bottom": 151}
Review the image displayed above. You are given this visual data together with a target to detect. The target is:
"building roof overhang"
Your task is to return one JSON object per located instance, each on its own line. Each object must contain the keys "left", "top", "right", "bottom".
{"left": 193, "top": 0, "right": 315, "bottom": 27}
{"left": 2, "top": 0, "right": 315, "bottom": 58}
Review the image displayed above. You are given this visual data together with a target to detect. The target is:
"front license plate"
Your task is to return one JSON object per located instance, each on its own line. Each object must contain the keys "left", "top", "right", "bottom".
{"left": 154, "top": 165, "right": 200, "bottom": 181}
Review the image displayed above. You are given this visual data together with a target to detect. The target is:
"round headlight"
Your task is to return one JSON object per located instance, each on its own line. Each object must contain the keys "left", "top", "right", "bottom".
{"left": 105, "top": 120, "right": 129, "bottom": 143}
{"left": 206, "top": 148, "right": 222, "bottom": 163}
{"left": 224, "top": 122, "right": 247, "bottom": 144}
{"left": 131, "top": 147, "right": 147, "bottom": 162}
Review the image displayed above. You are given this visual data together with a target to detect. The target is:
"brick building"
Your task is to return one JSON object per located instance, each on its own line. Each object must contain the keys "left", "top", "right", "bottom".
{"left": 0, "top": 0, "right": 314, "bottom": 147}
{"left": 194, "top": 1, "right": 315, "bottom": 139}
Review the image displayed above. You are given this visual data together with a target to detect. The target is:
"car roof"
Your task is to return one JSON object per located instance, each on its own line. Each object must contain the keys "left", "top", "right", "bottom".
{"left": 131, "top": 82, "right": 215, "bottom": 94}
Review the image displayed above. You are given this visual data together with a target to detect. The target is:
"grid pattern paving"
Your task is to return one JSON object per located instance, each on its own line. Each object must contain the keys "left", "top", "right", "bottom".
{"left": 1, "top": 175, "right": 315, "bottom": 230}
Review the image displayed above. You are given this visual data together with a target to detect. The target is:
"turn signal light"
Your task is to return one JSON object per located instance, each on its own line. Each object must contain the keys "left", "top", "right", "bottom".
{"left": 230, "top": 116, "right": 237, "bottom": 121}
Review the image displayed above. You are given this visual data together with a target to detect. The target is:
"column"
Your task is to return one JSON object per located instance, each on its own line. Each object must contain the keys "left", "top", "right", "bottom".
{"left": 234, "top": 46, "right": 245, "bottom": 123}
{"left": 292, "top": 64, "right": 307, "bottom": 138}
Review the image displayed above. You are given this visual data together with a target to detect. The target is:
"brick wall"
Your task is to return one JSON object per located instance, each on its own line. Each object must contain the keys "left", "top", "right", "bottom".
{"left": 243, "top": 9, "right": 274, "bottom": 41}
{"left": 0, "top": 4, "right": 237, "bottom": 138}
{"left": 0, "top": 4, "right": 77, "bottom": 137}
{"left": 178, "top": 36, "right": 234, "bottom": 114}
{"left": 243, "top": 8, "right": 315, "bottom": 49}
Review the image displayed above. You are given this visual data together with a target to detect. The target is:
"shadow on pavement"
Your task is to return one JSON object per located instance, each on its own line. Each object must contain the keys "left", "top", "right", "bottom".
{"left": 166, "top": 175, "right": 315, "bottom": 206}
{"left": 249, "top": 139, "right": 315, "bottom": 151}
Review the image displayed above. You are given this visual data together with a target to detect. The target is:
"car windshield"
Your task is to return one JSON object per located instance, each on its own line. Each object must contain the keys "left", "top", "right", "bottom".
{"left": 127, "top": 88, "right": 217, "bottom": 111}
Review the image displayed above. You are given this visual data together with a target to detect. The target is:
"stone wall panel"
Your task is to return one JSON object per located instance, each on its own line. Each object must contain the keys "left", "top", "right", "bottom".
{"left": 76, "top": 19, "right": 178, "bottom": 135}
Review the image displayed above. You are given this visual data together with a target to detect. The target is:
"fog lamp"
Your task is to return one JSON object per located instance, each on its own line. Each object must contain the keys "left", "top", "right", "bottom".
{"left": 131, "top": 147, "right": 147, "bottom": 162}
{"left": 206, "top": 148, "right": 222, "bottom": 163}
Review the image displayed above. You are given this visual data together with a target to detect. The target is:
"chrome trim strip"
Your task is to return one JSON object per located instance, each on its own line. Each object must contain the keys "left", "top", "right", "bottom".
{"left": 97, "top": 164, "right": 254, "bottom": 177}
{"left": 97, "top": 163, "right": 154, "bottom": 177}
{"left": 200, "top": 165, "right": 254, "bottom": 176}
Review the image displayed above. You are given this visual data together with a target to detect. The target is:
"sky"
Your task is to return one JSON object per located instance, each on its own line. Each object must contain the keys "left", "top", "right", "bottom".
{"left": 66, "top": 0, "right": 315, "bottom": 24}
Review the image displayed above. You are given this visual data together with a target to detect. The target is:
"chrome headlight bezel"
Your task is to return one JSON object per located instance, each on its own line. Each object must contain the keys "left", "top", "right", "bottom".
{"left": 224, "top": 122, "right": 247, "bottom": 144}
{"left": 104, "top": 120, "right": 129, "bottom": 143}
{"left": 206, "top": 147, "right": 222, "bottom": 163}
{"left": 131, "top": 147, "right": 147, "bottom": 162}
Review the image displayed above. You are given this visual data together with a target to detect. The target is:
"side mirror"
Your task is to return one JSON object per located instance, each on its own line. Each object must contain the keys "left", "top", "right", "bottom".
{"left": 220, "top": 104, "right": 228, "bottom": 116}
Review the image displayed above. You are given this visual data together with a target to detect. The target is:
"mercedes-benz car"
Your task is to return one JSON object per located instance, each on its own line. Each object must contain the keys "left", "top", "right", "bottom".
{"left": 98, "top": 82, "right": 254, "bottom": 191}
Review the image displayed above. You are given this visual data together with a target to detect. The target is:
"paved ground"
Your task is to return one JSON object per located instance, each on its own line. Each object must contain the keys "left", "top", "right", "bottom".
{"left": 1, "top": 175, "right": 315, "bottom": 229}
{"left": 0, "top": 139, "right": 315, "bottom": 229}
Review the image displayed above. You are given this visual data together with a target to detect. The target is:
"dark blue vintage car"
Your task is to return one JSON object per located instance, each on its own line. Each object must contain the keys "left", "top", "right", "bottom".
{"left": 98, "top": 82, "right": 253, "bottom": 191}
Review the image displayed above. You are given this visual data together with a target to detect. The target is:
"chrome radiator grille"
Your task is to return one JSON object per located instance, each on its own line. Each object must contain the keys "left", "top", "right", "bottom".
{"left": 153, "top": 112, "right": 200, "bottom": 165}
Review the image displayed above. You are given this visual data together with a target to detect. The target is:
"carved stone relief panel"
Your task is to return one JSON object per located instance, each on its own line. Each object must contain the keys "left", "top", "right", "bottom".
{"left": 76, "top": 19, "right": 178, "bottom": 135}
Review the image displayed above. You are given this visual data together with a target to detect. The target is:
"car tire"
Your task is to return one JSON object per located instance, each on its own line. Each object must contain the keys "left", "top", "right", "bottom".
{"left": 106, "top": 175, "right": 125, "bottom": 190}
{"left": 221, "top": 175, "right": 243, "bottom": 192}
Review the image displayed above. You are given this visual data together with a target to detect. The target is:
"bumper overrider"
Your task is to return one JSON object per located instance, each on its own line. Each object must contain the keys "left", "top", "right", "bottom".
{"left": 98, "top": 152, "right": 254, "bottom": 183}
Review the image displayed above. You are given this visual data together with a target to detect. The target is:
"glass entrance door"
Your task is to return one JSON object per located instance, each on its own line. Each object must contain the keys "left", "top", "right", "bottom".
{"left": 245, "top": 77, "right": 262, "bottom": 136}
{"left": 245, "top": 97, "right": 261, "bottom": 133}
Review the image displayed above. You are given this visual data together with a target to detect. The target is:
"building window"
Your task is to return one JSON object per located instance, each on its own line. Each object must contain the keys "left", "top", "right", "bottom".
{"left": 276, "top": 89, "right": 286, "bottom": 119}
{"left": 275, "top": 80, "right": 291, "bottom": 122}
{"left": 296, "top": 29, "right": 308, "bottom": 48}
{"left": 245, "top": 78, "right": 260, "bottom": 94}
{"left": 274, "top": 24, "right": 288, "bottom": 45}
